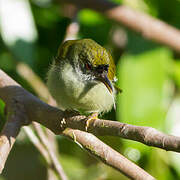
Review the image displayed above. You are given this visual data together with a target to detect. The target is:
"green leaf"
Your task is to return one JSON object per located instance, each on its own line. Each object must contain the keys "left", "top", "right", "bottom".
{"left": 116, "top": 48, "right": 172, "bottom": 129}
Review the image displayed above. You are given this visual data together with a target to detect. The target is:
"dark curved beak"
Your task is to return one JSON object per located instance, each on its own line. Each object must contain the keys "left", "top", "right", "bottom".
{"left": 96, "top": 74, "right": 113, "bottom": 94}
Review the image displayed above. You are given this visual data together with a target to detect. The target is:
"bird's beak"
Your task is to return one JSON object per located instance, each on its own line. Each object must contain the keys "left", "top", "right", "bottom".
{"left": 96, "top": 74, "right": 113, "bottom": 94}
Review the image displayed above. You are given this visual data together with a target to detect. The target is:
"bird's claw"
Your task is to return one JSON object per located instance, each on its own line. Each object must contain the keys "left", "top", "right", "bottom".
{"left": 85, "top": 112, "right": 98, "bottom": 131}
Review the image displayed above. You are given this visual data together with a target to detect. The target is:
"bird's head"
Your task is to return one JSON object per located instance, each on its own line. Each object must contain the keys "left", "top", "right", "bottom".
{"left": 55, "top": 39, "right": 116, "bottom": 94}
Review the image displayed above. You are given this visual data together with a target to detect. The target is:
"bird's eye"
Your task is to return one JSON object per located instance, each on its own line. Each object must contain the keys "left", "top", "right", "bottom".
{"left": 85, "top": 62, "right": 92, "bottom": 70}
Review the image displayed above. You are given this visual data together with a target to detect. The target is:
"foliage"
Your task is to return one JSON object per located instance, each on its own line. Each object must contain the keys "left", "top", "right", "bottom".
{"left": 0, "top": 0, "right": 180, "bottom": 179}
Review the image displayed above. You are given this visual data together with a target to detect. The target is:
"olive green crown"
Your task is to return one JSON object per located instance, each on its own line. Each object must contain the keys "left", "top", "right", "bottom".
{"left": 57, "top": 39, "right": 115, "bottom": 81}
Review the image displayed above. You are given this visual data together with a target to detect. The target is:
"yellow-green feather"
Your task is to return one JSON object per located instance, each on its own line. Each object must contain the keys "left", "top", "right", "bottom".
{"left": 57, "top": 39, "right": 115, "bottom": 81}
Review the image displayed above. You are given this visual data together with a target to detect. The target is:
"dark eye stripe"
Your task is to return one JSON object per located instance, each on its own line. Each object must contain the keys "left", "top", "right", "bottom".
{"left": 96, "top": 64, "right": 109, "bottom": 72}
{"left": 103, "top": 64, "right": 109, "bottom": 72}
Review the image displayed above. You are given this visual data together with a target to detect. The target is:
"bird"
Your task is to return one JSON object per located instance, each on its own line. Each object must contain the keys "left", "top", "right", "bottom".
{"left": 47, "top": 39, "right": 120, "bottom": 127}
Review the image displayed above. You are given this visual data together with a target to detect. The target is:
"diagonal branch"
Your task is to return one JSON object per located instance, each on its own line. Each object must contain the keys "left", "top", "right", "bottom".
{"left": 23, "top": 126, "right": 51, "bottom": 164}
{"left": 32, "top": 122, "right": 68, "bottom": 180}
{"left": 63, "top": 128, "right": 154, "bottom": 180}
{"left": 59, "top": 0, "right": 180, "bottom": 52}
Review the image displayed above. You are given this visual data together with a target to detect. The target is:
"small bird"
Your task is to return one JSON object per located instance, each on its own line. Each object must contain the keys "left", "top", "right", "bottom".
{"left": 47, "top": 39, "right": 118, "bottom": 119}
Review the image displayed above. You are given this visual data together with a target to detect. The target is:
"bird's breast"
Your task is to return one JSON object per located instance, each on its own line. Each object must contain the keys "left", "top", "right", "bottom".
{"left": 47, "top": 62, "right": 115, "bottom": 114}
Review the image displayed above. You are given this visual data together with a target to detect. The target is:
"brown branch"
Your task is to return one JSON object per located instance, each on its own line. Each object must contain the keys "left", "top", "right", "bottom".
{"left": 59, "top": 0, "right": 180, "bottom": 52}
{"left": 0, "top": 96, "right": 29, "bottom": 172}
{"left": 65, "top": 117, "right": 180, "bottom": 152}
{"left": 63, "top": 128, "right": 154, "bottom": 180}
{"left": 0, "top": 69, "right": 156, "bottom": 179}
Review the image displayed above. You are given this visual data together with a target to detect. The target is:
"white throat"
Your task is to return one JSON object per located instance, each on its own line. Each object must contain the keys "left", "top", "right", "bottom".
{"left": 47, "top": 61, "right": 115, "bottom": 114}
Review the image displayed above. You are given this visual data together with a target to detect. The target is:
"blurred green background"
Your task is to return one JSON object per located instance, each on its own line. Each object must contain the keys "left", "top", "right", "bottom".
{"left": 0, "top": 0, "right": 180, "bottom": 179}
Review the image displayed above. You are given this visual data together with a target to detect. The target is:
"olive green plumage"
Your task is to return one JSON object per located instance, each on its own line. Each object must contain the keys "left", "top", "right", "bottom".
{"left": 47, "top": 39, "right": 116, "bottom": 114}
{"left": 57, "top": 39, "right": 116, "bottom": 81}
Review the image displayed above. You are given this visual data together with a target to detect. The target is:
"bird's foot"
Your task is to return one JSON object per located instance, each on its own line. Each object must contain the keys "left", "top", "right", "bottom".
{"left": 85, "top": 112, "right": 98, "bottom": 131}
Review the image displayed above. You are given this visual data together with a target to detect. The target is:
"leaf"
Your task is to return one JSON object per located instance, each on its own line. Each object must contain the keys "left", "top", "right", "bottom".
{"left": 116, "top": 48, "right": 172, "bottom": 129}
{"left": 0, "top": 0, "right": 37, "bottom": 65}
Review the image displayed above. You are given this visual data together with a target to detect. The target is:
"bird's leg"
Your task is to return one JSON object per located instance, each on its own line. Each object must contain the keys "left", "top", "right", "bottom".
{"left": 85, "top": 112, "right": 98, "bottom": 131}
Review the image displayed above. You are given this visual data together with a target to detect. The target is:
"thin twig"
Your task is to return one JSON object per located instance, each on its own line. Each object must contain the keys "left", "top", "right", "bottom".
{"left": 23, "top": 126, "right": 51, "bottom": 164}
{"left": 32, "top": 122, "right": 68, "bottom": 180}
{"left": 23, "top": 126, "right": 60, "bottom": 180}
